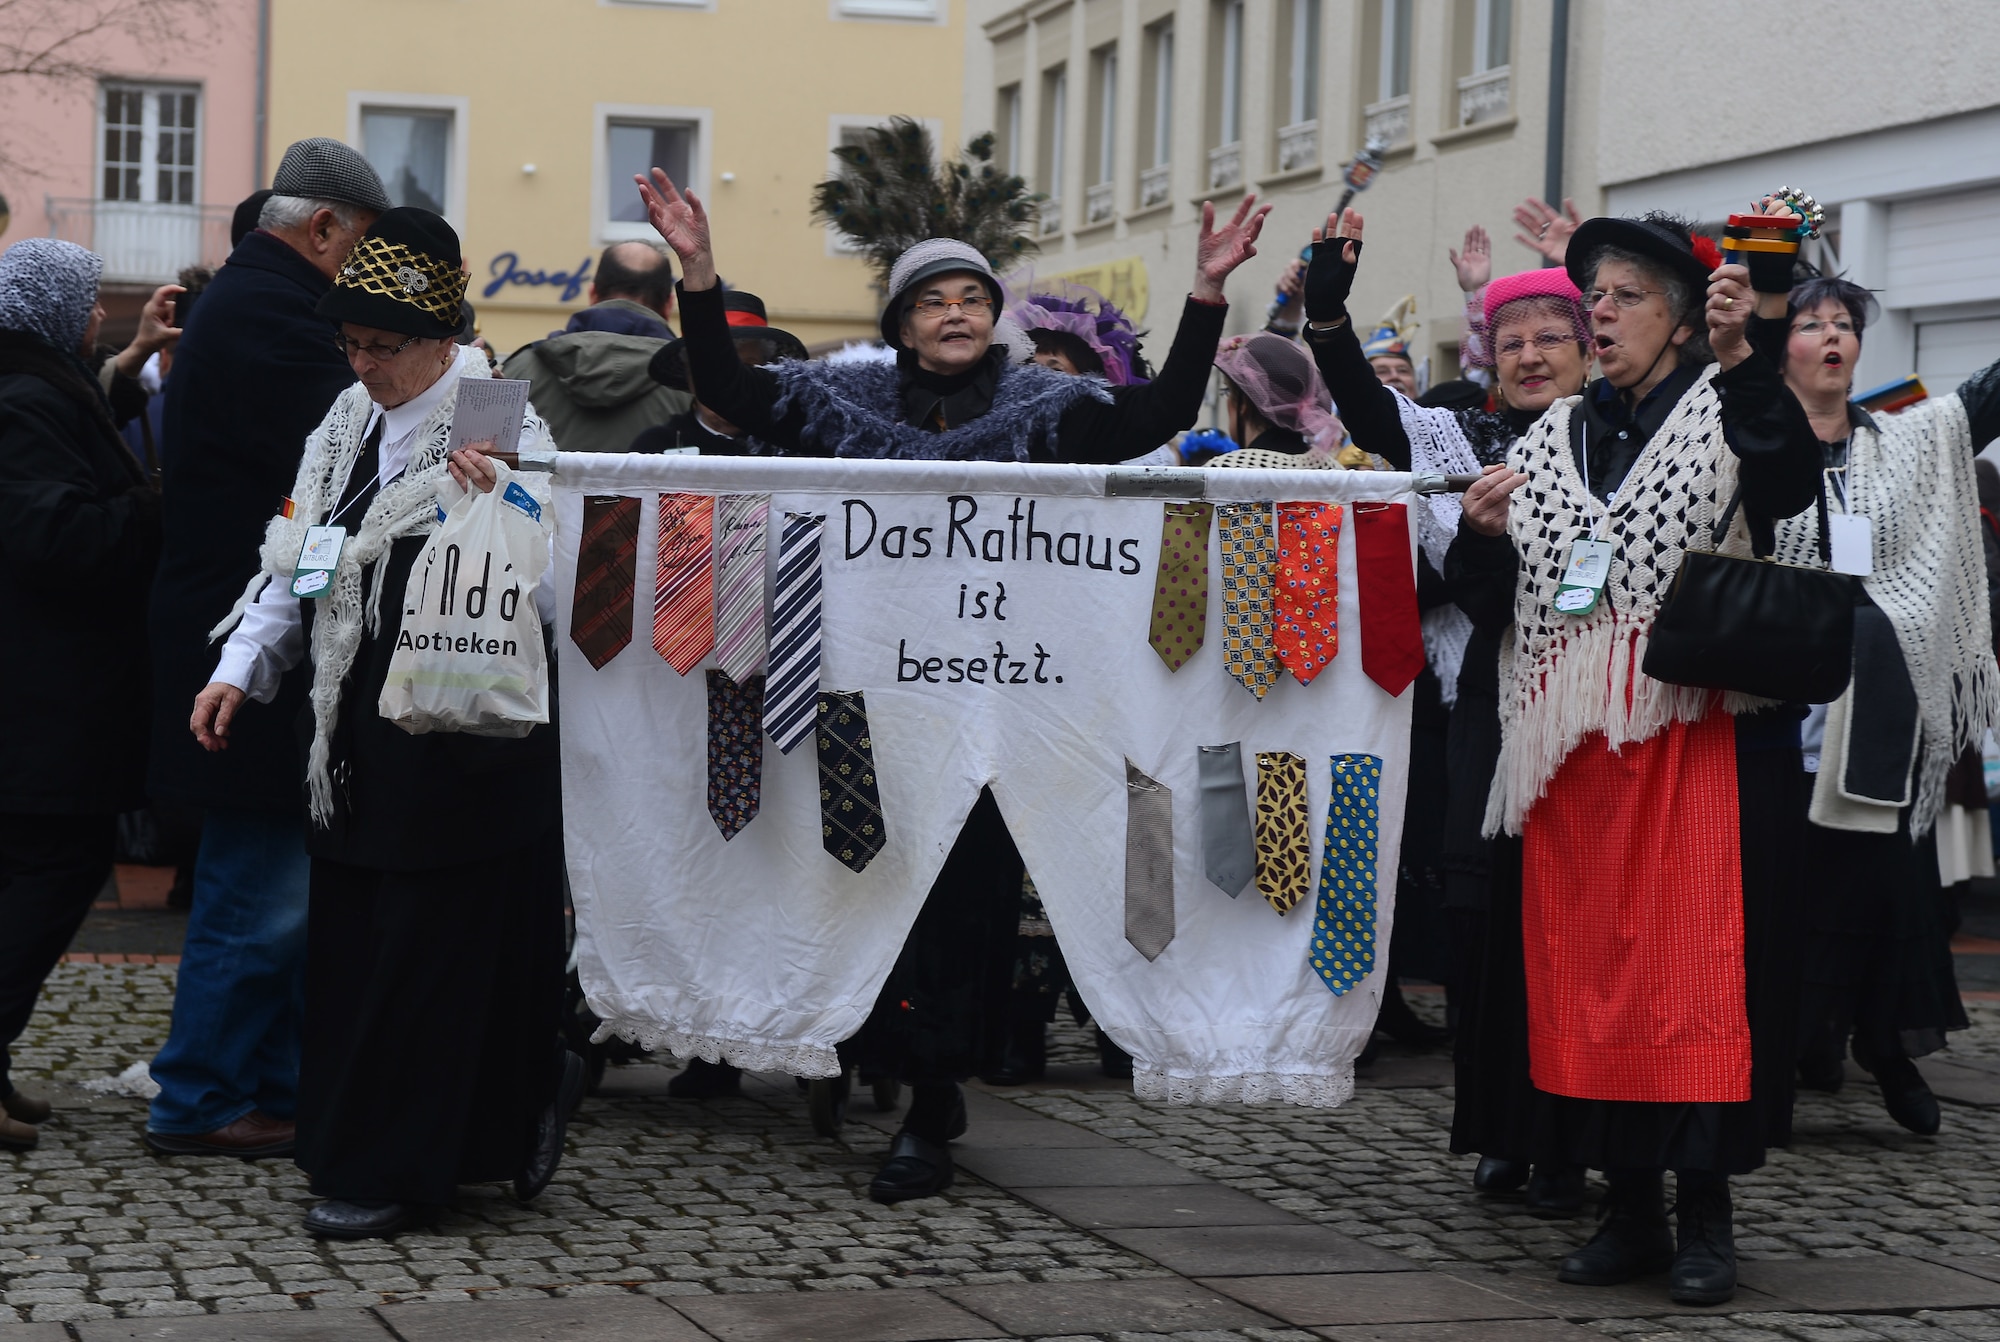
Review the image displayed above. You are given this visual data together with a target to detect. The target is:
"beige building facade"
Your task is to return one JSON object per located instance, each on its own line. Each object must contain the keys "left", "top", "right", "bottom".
{"left": 266, "top": 0, "right": 965, "bottom": 356}
{"left": 964, "top": 0, "right": 1605, "bottom": 386}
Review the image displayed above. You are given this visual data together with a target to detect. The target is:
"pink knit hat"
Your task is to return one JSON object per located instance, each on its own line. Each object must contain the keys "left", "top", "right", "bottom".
{"left": 1482, "top": 266, "right": 1584, "bottom": 328}
{"left": 1469, "top": 267, "right": 1589, "bottom": 369}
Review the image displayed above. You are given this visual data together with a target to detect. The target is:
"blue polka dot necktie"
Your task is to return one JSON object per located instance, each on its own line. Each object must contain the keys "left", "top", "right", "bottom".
{"left": 1310, "top": 754, "right": 1382, "bottom": 996}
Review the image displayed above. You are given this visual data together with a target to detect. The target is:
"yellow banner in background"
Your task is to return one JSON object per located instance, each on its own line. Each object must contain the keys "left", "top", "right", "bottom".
{"left": 1032, "top": 256, "right": 1150, "bottom": 325}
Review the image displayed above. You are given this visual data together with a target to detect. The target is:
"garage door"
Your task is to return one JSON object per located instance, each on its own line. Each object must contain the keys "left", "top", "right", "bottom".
{"left": 1916, "top": 313, "right": 2000, "bottom": 393}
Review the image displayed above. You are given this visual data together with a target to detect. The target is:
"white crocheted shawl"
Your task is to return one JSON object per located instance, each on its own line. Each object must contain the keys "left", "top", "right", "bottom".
{"left": 1486, "top": 367, "right": 1770, "bottom": 836}
{"left": 211, "top": 347, "right": 551, "bottom": 823}
{"left": 1770, "top": 391, "right": 1999, "bottom": 835}
{"left": 1394, "top": 394, "right": 1482, "bottom": 704}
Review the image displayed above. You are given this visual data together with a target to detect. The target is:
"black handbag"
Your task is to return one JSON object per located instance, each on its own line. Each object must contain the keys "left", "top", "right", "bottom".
{"left": 1641, "top": 476, "right": 1858, "bottom": 702}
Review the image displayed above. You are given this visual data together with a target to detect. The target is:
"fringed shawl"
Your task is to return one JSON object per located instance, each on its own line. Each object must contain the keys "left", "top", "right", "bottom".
{"left": 769, "top": 355, "right": 1112, "bottom": 462}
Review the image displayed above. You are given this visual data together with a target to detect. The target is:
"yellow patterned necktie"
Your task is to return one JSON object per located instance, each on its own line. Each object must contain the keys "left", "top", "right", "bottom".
{"left": 1254, "top": 751, "right": 1311, "bottom": 914}
{"left": 1217, "top": 502, "right": 1278, "bottom": 699}
{"left": 1149, "top": 501, "right": 1212, "bottom": 671}
{"left": 1311, "top": 754, "right": 1382, "bottom": 995}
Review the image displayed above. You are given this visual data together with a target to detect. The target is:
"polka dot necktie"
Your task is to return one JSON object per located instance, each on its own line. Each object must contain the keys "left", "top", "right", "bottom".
{"left": 1275, "top": 502, "right": 1342, "bottom": 686}
{"left": 1310, "top": 753, "right": 1382, "bottom": 996}
{"left": 1149, "top": 501, "right": 1212, "bottom": 671}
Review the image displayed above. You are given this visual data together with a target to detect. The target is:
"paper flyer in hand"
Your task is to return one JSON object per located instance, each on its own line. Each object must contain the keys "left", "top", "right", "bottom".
{"left": 449, "top": 378, "right": 531, "bottom": 456}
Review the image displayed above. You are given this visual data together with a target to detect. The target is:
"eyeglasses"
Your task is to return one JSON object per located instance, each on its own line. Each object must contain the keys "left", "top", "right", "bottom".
{"left": 334, "top": 332, "right": 424, "bottom": 360}
{"left": 910, "top": 295, "right": 994, "bottom": 318}
{"left": 1495, "top": 330, "right": 1580, "bottom": 358}
{"left": 1581, "top": 286, "right": 1665, "bottom": 310}
{"left": 1792, "top": 318, "right": 1856, "bottom": 336}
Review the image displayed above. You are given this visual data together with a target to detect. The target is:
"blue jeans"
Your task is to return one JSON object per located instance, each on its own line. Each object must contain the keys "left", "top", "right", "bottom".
{"left": 148, "top": 808, "right": 309, "bottom": 1134}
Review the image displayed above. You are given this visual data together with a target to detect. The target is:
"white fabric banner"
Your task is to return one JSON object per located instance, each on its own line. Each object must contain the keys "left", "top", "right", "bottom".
{"left": 552, "top": 454, "right": 1417, "bottom": 1108}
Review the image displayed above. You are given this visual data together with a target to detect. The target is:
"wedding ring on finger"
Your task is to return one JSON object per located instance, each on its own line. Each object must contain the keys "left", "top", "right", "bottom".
{"left": 1723, "top": 296, "right": 1734, "bottom": 309}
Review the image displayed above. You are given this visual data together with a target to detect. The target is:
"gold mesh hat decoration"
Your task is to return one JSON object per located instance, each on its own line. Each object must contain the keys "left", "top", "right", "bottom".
{"left": 316, "top": 206, "right": 470, "bottom": 339}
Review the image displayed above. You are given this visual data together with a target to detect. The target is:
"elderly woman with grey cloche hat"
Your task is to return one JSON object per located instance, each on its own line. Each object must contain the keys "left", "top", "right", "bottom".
{"left": 632, "top": 168, "right": 1270, "bottom": 1205}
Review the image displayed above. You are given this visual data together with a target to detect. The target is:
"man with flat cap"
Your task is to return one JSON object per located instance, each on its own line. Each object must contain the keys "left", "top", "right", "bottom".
{"left": 192, "top": 207, "right": 579, "bottom": 1239}
{"left": 143, "top": 138, "right": 388, "bottom": 1161}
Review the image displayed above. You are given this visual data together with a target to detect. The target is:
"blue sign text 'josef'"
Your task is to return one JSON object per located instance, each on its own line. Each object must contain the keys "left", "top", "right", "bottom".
{"left": 484, "top": 253, "right": 593, "bottom": 303}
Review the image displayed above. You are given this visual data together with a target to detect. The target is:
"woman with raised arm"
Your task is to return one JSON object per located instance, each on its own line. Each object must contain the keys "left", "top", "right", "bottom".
{"left": 1439, "top": 208, "right": 1819, "bottom": 1307}
{"left": 1775, "top": 271, "right": 2000, "bottom": 1137}
{"left": 636, "top": 169, "right": 1270, "bottom": 1204}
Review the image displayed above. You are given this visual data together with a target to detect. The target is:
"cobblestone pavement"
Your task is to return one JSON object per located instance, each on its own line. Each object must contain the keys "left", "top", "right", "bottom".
{"left": 8, "top": 963, "right": 2000, "bottom": 1340}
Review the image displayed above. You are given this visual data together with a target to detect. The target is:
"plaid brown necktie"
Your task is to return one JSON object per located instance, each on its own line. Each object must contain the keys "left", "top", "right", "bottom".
{"left": 572, "top": 495, "right": 641, "bottom": 670}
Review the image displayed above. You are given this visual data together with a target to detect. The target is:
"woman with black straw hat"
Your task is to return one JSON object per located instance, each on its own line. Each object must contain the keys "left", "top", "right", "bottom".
{"left": 1445, "top": 206, "right": 1822, "bottom": 1305}
{"left": 635, "top": 166, "right": 1269, "bottom": 1203}
{"left": 190, "top": 207, "right": 580, "bottom": 1240}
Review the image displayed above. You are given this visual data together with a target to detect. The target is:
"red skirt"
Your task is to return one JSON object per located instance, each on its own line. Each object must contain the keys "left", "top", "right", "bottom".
{"left": 1521, "top": 712, "right": 1752, "bottom": 1103}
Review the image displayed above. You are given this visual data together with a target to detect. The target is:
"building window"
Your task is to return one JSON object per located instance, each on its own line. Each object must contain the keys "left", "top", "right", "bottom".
{"left": 1277, "top": 0, "right": 1320, "bottom": 172}
{"left": 607, "top": 119, "right": 695, "bottom": 221}
{"left": 359, "top": 107, "right": 452, "bottom": 215}
{"left": 1457, "top": 0, "right": 1512, "bottom": 126}
{"left": 996, "top": 84, "right": 1022, "bottom": 175}
{"left": 1039, "top": 66, "right": 1067, "bottom": 235}
{"left": 101, "top": 84, "right": 199, "bottom": 205}
{"left": 1139, "top": 21, "right": 1172, "bottom": 209}
{"left": 1363, "top": 0, "right": 1413, "bottom": 147}
{"left": 1085, "top": 45, "right": 1118, "bottom": 225}
{"left": 1208, "top": 0, "right": 1243, "bottom": 190}
{"left": 835, "top": 0, "right": 939, "bottom": 17}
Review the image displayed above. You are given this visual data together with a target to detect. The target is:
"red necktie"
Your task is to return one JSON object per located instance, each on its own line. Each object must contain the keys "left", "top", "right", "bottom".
{"left": 654, "top": 493, "right": 715, "bottom": 675}
{"left": 1274, "top": 502, "right": 1341, "bottom": 685}
{"left": 571, "top": 495, "right": 640, "bottom": 670}
{"left": 1352, "top": 501, "right": 1424, "bottom": 696}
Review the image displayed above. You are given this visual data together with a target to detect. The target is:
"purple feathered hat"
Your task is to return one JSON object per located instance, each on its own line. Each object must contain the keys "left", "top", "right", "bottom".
{"left": 1005, "top": 278, "right": 1148, "bottom": 385}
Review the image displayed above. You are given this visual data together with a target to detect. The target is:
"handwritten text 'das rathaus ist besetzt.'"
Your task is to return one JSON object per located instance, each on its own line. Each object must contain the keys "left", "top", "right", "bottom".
{"left": 841, "top": 496, "right": 1145, "bottom": 573}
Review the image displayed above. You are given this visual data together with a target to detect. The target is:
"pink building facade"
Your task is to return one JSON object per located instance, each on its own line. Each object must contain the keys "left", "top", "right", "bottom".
{"left": 0, "top": 0, "right": 264, "bottom": 331}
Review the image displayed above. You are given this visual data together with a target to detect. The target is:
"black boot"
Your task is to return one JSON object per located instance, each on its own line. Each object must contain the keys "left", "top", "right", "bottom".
{"left": 981, "top": 1019, "right": 1047, "bottom": 1086}
{"left": 1558, "top": 1169, "right": 1672, "bottom": 1287}
{"left": 1472, "top": 1156, "right": 1530, "bottom": 1194}
{"left": 1669, "top": 1172, "right": 1736, "bottom": 1305}
{"left": 1525, "top": 1163, "right": 1587, "bottom": 1218}
{"left": 1859, "top": 1046, "right": 1941, "bottom": 1136}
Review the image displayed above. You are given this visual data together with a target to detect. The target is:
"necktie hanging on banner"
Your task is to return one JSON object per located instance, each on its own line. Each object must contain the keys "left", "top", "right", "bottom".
{"left": 1352, "top": 502, "right": 1425, "bottom": 697}
{"left": 1197, "top": 742, "right": 1256, "bottom": 898}
{"left": 706, "top": 671, "right": 764, "bottom": 841}
{"left": 1149, "top": 501, "right": 1212, "bottom": 671}
{"left": 1255, "top": 750, "right": 1311, "bottom": 915}
{"left": 1216, "top": 502, "right": 1278, "bottom": 699}
{"left": 816, "top": 690, "right": 885, "bottom": 873}
{"left": 1275, "top": 502, "right": 1341, "bottom": 686}
{"left": 572, "top": 494, "right": 641, "bottom": 670}
{"left": 765, "top": 512, "right": 824, "bottom": 754}
{"left": 654, "top": 493, "right": 715, "bottom": 675}
{"left": 1311, "top": 753, "right": 1382, "bottom": 995}
{"left": 1124, "top": 759, "right": 1176, "bottom": 960}
{"left": 713, "top": 493, "right": 770, "bottom": 683}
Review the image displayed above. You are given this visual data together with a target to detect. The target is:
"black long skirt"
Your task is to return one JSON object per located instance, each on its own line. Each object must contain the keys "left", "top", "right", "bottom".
{"left": 296, "top": 833, "right": 565, "bottom": 1204}
{"left": 841, "top": 787, "right": 1023, "bottom": 1084}
{"left": 1451, "top": 716, "right": 1805, "bottom": 1174}
{"left": 1799, "top": 809, "right": 1966, "bottom": 1063}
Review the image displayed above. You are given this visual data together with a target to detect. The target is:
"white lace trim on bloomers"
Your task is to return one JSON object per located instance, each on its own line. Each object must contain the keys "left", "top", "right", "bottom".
{"left": 1133, "top": 1066, "right": 1354, "bottom": 1108}
{"left": 589, "top": 1017, "right": 844, "bottom": 1079}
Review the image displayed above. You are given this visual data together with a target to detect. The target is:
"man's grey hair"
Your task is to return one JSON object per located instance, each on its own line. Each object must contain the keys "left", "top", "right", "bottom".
{"left": 259, "top": 194, "right": 366, "bottom": 234}
{"left": 1586, "top": 244, "right": 1714, "bottom": 367}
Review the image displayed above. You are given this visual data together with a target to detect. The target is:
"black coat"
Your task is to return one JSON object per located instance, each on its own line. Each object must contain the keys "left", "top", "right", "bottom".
{"left": 0, "top": 330, "right": 161, "bottom": 813}
{"left": 148, "top": 230, "right": 356, "bottom": 811}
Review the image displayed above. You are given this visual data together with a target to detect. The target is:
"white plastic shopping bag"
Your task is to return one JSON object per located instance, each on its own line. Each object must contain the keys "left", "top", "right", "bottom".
{"left": 379, "top": 459, "right": 554, "bottom": 736}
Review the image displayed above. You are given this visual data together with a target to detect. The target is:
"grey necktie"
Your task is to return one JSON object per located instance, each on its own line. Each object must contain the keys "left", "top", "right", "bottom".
{"left": 1197, "top": 742, "right": 1255, "bottom": 898}
{"left": 1124, "top": 759, "right": 1175, "bottom": 961}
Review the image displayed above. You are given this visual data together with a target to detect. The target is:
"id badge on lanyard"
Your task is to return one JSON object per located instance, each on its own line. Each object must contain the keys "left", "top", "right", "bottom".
{"left": 1552, "top": 425, "right": 1617, "bottom": 616}
{"left": 291, "top": 524, "right": 347, "bottom": 599}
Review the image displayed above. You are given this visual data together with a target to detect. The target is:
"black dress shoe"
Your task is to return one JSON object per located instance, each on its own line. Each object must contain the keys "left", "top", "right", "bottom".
{"left": 1558, "top": 1173, "right": 1672, "bottom": 1287}
{"left": 515, "top": 1048, "right": 586, "bottom": 1203}
{"left": 1670, "top": 1174, "right": 1736, "bottom": 1305}
{"left": 667, "top": 1057, "right": 743, "bottom": 1099}
{"left": 1862, "top": 1052, "right": 1941, "bottom": 1136}
{"left": 868, "top": 1130, "right": 953, "bottom": 1204}
{"left": 1472, "top": 1156, "right": 1530, "bottom": 1194}
{"left": 304, "top": 1199, "right": 411, "bottom": 1240}
{"left": 1525, "top": 1163, "right": 1587, "bottom": 1218}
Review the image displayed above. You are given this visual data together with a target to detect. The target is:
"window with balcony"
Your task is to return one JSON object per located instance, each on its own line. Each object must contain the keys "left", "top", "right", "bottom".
{"left": 1085, "top": 45, "right": 1118, "bottom": 226}
{"left": 1207, "top": 0, "right": 1244, "bottom": 191}
{"left": 1039, "top": 66, "right": 1067, "bottom": 236}
{"left": 1139, "top": 20, "right": 1173, "bottom": 210}
{"left": 1276, "top": 0, "right": 1320, "bottom": 173}
{"left": 1363, "top": 0, "right": 1413, "bottom": 148}
{"left": 1455, "top": 0, "right": 1512, "bottom": 127}
{"left": 66, "top": 82, "right": 222, "bottom": 283}
{"left": 101, "top": 83, "right": 199, "bottom": 205}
